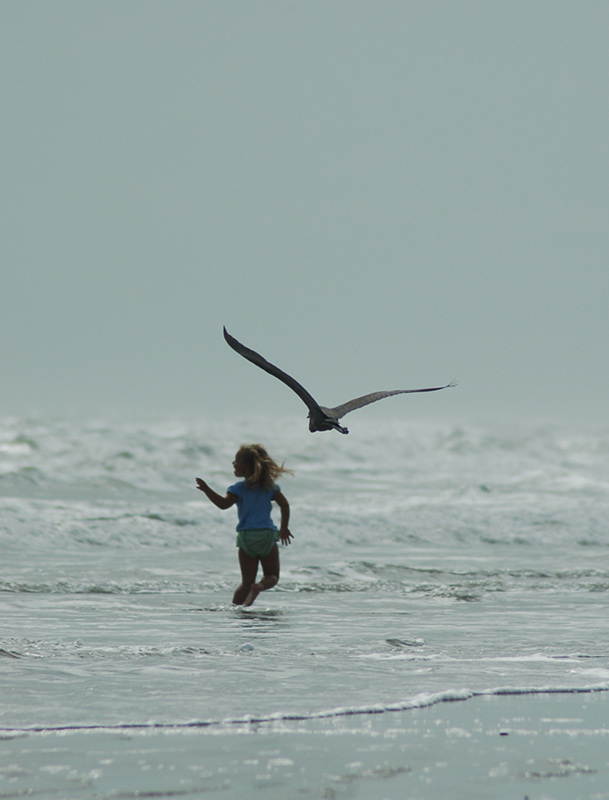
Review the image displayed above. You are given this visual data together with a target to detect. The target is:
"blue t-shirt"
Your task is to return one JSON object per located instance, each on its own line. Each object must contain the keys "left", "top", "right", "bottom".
{"left": 227, "top": 480, "right": 279, "bottom": 531}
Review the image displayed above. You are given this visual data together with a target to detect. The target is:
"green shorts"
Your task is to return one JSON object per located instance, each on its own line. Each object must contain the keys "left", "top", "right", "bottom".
{"left": 236, "top": 528, "right": 279, "bottom": 559}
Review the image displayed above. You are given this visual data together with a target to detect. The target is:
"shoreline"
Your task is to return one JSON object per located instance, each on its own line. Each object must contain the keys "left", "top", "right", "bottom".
{"left": 3, "top": 683, "right": 608, "bottom": 734}
{"left": 2, "top": 692, "right": 608, "bottom": 799}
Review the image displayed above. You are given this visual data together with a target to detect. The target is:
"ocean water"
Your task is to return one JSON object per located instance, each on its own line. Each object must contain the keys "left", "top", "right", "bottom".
{"left": 1, "top": 414, "right": 609, "bottom": 797}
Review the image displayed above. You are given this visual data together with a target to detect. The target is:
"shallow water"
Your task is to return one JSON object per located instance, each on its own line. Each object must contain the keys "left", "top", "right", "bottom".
{"left": 2, "top": 415, "right": 609, "bottom": 796}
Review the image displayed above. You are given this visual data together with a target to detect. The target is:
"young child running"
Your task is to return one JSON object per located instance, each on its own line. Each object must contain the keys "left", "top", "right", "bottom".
{"left": 196, "top": 444, "right": 293, "bottom": 607}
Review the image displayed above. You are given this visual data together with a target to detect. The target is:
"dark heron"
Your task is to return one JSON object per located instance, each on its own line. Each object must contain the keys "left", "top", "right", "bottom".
{"left": 223, "top": 327, "right": 455, "bottom": 434}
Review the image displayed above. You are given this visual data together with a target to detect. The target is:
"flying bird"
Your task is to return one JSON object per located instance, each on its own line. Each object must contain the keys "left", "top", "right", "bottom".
{"left": 223, "top": 327, "right": 456, "bottom": 434}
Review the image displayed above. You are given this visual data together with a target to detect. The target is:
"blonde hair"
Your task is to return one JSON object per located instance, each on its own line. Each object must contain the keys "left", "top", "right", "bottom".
{"left": 237, "top": 443, "right": 293, "bottom": 491}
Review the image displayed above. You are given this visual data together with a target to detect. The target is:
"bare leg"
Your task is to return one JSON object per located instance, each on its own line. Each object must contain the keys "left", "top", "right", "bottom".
{"left": 243, "top": 545, "right": 279, "bottom": 607}
{"left": 233, "top": 549, "right": 259, "bottom": 605}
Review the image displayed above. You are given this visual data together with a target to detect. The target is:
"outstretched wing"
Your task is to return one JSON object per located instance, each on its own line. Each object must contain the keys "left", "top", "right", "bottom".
{"left": 223, "top": 327, "right": 322, "bottom": 414}
{"left": 326, "top": 381, "right": 457, "bottom": 420}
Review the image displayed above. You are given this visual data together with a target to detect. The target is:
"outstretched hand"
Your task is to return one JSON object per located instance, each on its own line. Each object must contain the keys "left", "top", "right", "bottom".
{"left": 280, "top": 528, "right": 294, "bottom": 546}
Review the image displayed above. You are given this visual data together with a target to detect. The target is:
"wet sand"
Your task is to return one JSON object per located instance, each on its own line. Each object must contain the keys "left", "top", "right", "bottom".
{"left": 1, "top": 691, "right": 608, "bottom": 798}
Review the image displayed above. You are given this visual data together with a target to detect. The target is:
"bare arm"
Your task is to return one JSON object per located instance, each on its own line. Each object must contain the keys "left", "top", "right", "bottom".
{"left": 195, "top": 478, "right": 237, "bottom": 510}
{"left": 274, "top": 490, "right": 293, "bottom": 545}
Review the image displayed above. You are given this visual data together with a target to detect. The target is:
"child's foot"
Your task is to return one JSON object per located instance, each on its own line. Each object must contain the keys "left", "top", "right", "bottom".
{"left": 243, "top": 583, "right": 262, "bottom": 607}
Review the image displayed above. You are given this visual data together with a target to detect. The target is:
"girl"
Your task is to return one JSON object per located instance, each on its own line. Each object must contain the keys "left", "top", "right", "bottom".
{"left": 196, "top": 444, "right": 293, "bottom": 607}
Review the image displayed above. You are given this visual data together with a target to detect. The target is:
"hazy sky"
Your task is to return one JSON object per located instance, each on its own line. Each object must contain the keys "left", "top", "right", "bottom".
{"left": 2, "top": 1, "right": 608, "bottom": 425}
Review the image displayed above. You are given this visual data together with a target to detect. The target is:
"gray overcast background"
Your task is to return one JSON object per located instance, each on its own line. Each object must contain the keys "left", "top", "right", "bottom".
{"left": 2, "top": 1, "right": 607, "bottom": 425}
